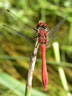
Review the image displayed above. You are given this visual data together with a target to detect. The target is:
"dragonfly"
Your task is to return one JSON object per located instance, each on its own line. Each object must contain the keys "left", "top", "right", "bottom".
{"left": 0, "top": 9, "right": 68, "bottom": 91}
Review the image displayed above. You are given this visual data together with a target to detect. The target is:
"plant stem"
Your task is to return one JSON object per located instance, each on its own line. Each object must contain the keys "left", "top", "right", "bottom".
{"left": 52, "top": 42, "right": 72, "bottom": 96}
{"left": 25, "top": 39, "right": 39, "bottom": 96}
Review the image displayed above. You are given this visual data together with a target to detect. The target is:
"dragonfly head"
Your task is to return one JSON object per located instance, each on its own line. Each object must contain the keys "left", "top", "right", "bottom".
{"left": 37, "top": 21, "right": 47, "bottom": 29}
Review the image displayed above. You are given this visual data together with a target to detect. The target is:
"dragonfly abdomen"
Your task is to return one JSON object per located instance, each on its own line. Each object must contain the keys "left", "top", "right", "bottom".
{"left": 41, "top": 44, "right": 48, "bottom": 91}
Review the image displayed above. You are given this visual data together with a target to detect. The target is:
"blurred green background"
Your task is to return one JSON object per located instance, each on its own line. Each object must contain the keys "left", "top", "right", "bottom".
{"left": 0, "top": 0, "right": 72, "bottom": 96}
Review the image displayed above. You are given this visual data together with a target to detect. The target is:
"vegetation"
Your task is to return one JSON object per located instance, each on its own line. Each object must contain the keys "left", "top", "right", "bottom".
{"left": 0, "top": 0, "right": 72, "bottom": 96}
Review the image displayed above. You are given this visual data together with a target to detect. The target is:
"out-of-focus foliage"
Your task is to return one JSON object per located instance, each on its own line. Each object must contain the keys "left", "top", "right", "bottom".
{"left": 0, "top": 0, "right": 72, "bottom": 96}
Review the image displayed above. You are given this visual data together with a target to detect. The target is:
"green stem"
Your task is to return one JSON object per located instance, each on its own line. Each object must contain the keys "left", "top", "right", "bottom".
{"left": 52, "top": 42, "right": 72, "bottom": 96}
{"left": 69, "top": 22, "right": 72, "bottom": 44}
{"left": 25, "top": 85, "right": 31, "bottom": 96}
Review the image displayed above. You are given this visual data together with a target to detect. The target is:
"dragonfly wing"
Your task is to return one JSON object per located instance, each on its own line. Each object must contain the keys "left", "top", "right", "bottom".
{"left": 48, "top": 16, "right": 68, "bottom": 38}
{"left": 47, "top": 17, "right": 69, "bottom": 48}
{"left": 0, "top": 24, "right": 34, "bottom": 43}
{"left": 0, "top": 9, "right": 35, "bottom": 43}
{"left": 0, "top": 9, "right": 34, "bottom": 29}
{"left": 0, "top": 9, "right": 35, "bottom": 36}
{"left": 47, "top": 30, "right": 68, "bottom": 48}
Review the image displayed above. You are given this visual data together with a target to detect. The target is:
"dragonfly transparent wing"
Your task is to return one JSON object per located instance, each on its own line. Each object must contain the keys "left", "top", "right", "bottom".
{"left": 0, "top": 9, "right": 34, "bottom": 29}
{"left": 47, "top": 17, "right": 69, "bottom": 48}
{"left": 0, "top": 9, "right": 35, "bottom": 42}
{"left": 4, "top": 24, "right": 34, "bottom": 42}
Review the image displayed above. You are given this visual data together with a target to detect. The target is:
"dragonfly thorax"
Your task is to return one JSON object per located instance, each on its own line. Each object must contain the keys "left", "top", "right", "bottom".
{"left": 37, "top": 21, "right": 48, "bottom": 45}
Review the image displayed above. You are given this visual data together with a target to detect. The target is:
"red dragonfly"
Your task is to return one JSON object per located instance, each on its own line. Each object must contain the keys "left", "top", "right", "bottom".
{"left": 34, "top": 20, "right": 68, "bottom": 91}
{"left": 0, "top": 9, "right": 68, "bottom": 91}
{"left": 37, "top": 21, "right": 48, "bottom": 91}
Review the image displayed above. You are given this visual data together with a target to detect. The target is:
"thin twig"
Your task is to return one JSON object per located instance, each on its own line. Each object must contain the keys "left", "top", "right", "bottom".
{"left": 25, "top": 38, "right": 39, "bottom": 96}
